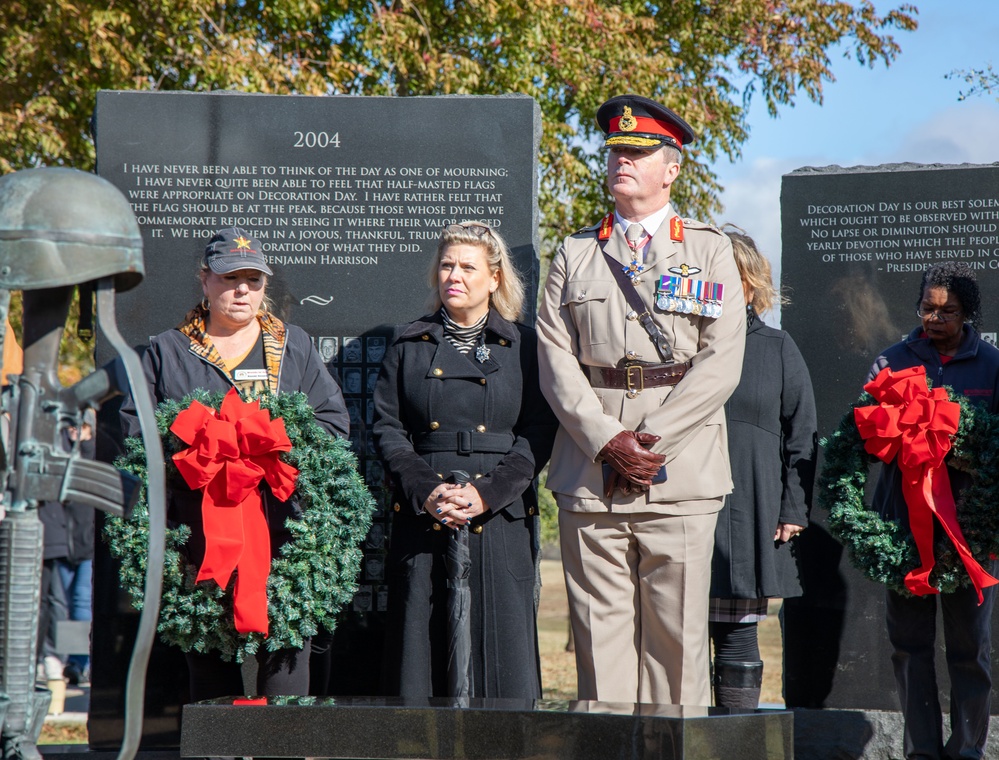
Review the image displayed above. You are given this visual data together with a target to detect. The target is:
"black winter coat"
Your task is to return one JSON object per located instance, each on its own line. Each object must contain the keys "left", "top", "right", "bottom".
{"left": 120, "top": 309, "right": 349, "bottom": 568}
{"left": 374, "top": 309, "right": 557, "bottom": 699}
{"left": 868, "top": 324, "right": 999, "bottom": 529}
{"left": 710, "top": 316, "right": 817, "bottom": 600}
{"left": 39, "top": 432, "right": 96, "bottom": 563}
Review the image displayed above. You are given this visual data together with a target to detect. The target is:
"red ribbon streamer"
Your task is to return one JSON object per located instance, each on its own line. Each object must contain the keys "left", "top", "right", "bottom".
{"left": 854, "top": 366, "right": 998, "bottom": 603}
{"left": 171, "top": 388, "right": 299, "bottom": 634}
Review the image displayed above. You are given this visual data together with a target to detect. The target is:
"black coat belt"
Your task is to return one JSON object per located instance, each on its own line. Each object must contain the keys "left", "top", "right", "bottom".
{"left": 412, "top": 431, "right": 516, "bottom": 456}
{"left": 582, "top": 361, "right": 691, "bottom": 391}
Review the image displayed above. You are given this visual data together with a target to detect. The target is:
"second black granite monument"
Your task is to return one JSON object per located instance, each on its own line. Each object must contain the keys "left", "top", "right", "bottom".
{"left": 780, "top": 162, "right": 999, "bottom": 711}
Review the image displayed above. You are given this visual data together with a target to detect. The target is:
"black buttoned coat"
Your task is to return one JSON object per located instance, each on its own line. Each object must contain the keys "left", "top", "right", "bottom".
{"left": 710, "top": 317, "right": 817, "bottom": 600}
{"left": 373, "top": 309, "right": 557, "bottom": 699}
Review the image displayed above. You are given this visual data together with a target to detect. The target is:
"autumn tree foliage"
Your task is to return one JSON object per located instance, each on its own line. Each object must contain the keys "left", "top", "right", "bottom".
{"left": 1, "top": 0, "right": 917, "bottom": 237}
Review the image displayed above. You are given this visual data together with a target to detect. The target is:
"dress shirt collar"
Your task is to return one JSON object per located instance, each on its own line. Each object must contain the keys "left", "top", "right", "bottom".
{"left": 614, "top": 203, "right": 673, "bottom": 240}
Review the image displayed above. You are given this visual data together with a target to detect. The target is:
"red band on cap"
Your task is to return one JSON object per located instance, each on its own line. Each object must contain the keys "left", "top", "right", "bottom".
{"left": 609, "top": 116, "right": 683, "bottom": 146}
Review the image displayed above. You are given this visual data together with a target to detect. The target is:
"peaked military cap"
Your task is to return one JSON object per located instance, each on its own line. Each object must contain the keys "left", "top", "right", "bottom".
{"left": 597, "top": 95, "right": 696, "bottom": 150}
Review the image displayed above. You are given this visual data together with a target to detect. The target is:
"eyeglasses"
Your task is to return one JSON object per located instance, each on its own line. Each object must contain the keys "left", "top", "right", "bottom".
{"left": 916, "top": 307, "right": 963, "bottom": 323}
{"left": 444, "top": 221, "right": 493, "bottom": 238}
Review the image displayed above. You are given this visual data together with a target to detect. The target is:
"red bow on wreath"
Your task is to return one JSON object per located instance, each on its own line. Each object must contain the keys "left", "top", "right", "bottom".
{"left": 171, "top": 388, "right": 299, "bottom": 634}
{"left": 855, "top": 366, "right": 998, "bottom": 603}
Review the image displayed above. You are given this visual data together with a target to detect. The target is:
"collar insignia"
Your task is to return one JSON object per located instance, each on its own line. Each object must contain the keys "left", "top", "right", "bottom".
{"left": 598, "top": 213, "right": 614, "bottom": 241}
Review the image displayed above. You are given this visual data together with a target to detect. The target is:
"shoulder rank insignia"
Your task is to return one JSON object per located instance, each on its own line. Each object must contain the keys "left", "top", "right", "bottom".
{"left": 670, "top": 217, "right": 684, "bottom": 242}
{"left": 598, "top": 213, "right": 614, "bottom": 241}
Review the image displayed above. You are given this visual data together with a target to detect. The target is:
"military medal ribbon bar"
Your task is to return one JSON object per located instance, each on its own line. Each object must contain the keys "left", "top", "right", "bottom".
{"left": 655, "top": 274, "right": 725, "bottom": 318}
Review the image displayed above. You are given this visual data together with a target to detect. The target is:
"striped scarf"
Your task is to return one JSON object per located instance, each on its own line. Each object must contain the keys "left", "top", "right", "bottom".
{"left": 441, "top": 308, "right": 488, "bottom": 356}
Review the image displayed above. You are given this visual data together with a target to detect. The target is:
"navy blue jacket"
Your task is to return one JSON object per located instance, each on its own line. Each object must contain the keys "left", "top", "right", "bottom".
{"left": 120, "top": 310, "right": 348, "bottom": 568}
{"left": 867, "top": 324, "right": 999, "bottom": 527}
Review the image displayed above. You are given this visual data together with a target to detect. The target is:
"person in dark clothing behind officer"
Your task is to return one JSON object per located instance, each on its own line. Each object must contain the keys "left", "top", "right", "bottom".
{"left": 374, "top": 221, "right": 557, "bottom": 699}
{"left": 121, "top": 227, "right": 348, "bottom": 701}
{"left": 708, "top": 227, "right": 816, "bottom": 708}
{"left": 866, "top": 261, "right": 999, "bottom": 760}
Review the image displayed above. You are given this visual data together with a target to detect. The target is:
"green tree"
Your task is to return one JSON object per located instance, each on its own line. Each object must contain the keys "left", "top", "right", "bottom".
{"left": 2, "top": 0, "right": 917, "bottom": 241}
{"left": 948, "top": 64, "right": 999, "bottom": 102}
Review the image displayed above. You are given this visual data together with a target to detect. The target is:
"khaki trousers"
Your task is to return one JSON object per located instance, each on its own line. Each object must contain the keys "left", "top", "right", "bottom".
{"left": 558, "top": 505, "right": 719, "bottom": 705}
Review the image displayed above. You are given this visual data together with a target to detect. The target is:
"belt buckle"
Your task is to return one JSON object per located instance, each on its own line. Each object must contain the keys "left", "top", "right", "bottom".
{"left": 625, "top": 363, "right": 644, "bottom": 398}
{"left": 458, "top": 431, "right": 472, "bottom": 455}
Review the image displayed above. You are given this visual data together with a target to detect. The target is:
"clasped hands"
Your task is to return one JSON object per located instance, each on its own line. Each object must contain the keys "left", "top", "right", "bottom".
{"left": 422, "top": 482, "right": 488, "bottom": 529}
{"left": 600, "top": 430, "right": 665, "bottom": 498}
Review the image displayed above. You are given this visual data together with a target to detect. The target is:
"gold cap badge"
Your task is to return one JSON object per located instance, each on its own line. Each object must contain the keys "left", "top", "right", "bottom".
{"left": 619, "top": 106, "right": 637, "bottom": 132}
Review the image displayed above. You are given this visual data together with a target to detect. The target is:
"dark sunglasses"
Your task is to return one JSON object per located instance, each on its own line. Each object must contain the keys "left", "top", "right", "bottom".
{"left": 444, "top": 221, "right": 493, "bottom": 239}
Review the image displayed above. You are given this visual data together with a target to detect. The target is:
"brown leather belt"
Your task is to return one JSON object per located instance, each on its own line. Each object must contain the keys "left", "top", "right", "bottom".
{"left": 582, "top": 361, "right": 691, "bottom": 392}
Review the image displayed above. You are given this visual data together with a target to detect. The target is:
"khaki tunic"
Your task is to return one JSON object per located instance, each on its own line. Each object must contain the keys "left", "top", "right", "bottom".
{"left": 537, "top": 215, "right": 746, "bottom": 511}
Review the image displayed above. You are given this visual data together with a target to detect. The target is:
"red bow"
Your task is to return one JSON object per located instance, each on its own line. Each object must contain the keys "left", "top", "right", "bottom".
{"left": 171, "top": 388, "right": 299, "bottom": 634}
{"left": 855, "top": 366, "right": 998, "bottom": 603}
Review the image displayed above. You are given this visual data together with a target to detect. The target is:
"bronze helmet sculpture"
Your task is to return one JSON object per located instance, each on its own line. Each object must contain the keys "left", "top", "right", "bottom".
{"left": 0, "top": 167, "right": 163, "bottom": 760}
{"left": 0, "top": 167, "right": 143, "bottom": 291}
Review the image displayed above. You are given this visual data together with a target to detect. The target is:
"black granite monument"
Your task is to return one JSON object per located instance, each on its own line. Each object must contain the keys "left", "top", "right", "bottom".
{"left": 90, "top": 90, "right": 541, "bottom": 749}
{"left": 180, "top": 697, "right": 793, "bottom": 760}
{"left": 780, "top": 163, "right": 999, "bottom": 710}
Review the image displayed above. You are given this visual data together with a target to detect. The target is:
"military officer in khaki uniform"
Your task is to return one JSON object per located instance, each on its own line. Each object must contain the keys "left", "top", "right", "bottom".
{"left": 537, "top": 95, "right": 746, "bottom": 706}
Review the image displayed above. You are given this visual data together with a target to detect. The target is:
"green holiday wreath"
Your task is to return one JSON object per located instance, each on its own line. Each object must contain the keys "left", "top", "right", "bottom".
{"left": 819, "top": 383, "right": 999, "bottom": 595}
{"left": 104, "top": 389, "right": 376, "bottom": 662}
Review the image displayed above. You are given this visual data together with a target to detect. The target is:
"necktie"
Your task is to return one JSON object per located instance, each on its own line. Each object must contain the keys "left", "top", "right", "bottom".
{"left": 622, "top": 223, "right": 647, "bottom": 284}
{"left": 625, "top": 223, "right": 645, "bottom": 251}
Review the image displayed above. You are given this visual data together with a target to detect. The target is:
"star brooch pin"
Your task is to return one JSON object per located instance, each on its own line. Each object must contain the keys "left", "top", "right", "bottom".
{"left": 623, "top": 259, "right": 645, "bottom": 284}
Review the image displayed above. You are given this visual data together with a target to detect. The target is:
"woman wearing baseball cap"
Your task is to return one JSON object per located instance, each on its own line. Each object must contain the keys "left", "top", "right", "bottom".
{"left": 121, "top": 227, "right": 349, "bottom": 700}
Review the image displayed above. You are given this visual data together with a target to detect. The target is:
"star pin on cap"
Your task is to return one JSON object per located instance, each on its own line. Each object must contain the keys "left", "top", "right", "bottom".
{"left": 203, "top": 227, "right": 273, "bottom": 276}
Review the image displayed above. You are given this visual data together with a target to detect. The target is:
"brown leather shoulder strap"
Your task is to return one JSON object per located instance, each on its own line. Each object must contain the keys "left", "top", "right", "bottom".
{"left": 598, "top": 242, "right": 674, "bottom": 363}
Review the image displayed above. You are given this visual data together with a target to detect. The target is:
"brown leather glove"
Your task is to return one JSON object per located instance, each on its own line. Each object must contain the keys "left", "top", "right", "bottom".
{"left": 605, "top": 469, "right": 651, "bottom": 498}
{"left": 600, "top": 430, "right": 665, "bottom": 492}
{"left": 631, "top": 431, "right": 661, "bottom": 451}
{"left": 603, "top": 468, "right": 627, "bottom": 499}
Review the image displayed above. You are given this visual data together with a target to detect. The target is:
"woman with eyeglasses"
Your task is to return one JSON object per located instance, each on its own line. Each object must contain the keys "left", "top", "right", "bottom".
{"left": 373, "top": 221, "right": 557, "bottom": 699}
{"left": 866, "top": 260, "right": 999, "bottom": 760}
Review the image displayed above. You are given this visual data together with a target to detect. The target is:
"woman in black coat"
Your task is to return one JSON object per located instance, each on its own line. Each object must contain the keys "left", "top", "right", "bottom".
{"left": 121, "top": 227, "right": 348, "bottom": 701}
{"left": 374, "top": 221, "right": 557, "bottom": 699}
{"left": 709, "top": 227, "right": 817, "bottom": 708}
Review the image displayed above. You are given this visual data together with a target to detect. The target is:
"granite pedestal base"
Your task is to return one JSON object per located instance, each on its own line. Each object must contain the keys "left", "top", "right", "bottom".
{"left": 180, "top": 697, "right": 792, "bottom": 759}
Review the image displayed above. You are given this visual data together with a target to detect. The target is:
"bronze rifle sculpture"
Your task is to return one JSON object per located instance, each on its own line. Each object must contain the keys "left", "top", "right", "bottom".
{"left": 0, "top": 168, "right": 165, "bottom": 760}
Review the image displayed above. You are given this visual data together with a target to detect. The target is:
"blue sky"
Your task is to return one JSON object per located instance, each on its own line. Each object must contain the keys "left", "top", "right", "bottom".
{"left": 715, "top": 0, "right": 999, "bottom": 315}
